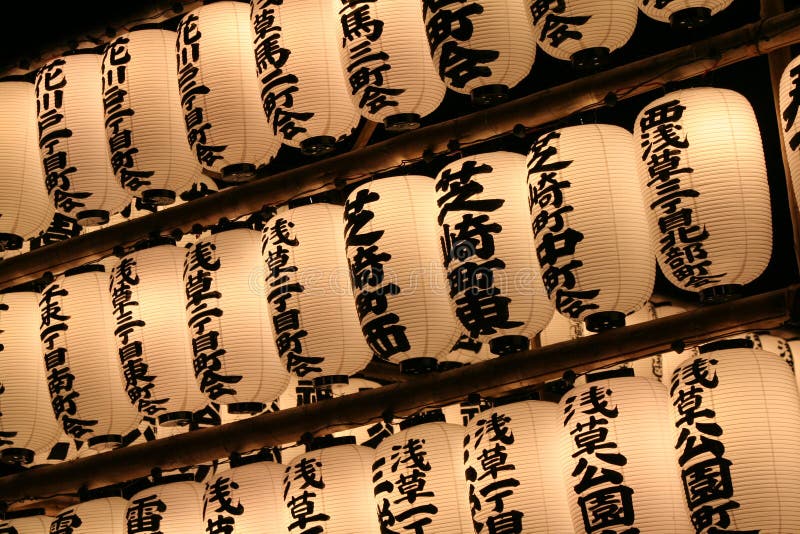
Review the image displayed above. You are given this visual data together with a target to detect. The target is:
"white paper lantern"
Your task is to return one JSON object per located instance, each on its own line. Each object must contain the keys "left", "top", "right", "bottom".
{"left": 438, "top": 334, "right": 493, "bottom": 370}
{"left": 262, "top": 203, "right": 372, "bottom": 384}
{"left": 438, "top": 151, "right": 554, "bottom": 356}
{"left": 779, "top": 54, "right": 800, "bottom": 219}
{"left": 334, "top": 0, "right": 446, "bottom": 131}
{"left": 109, "top": 241, "right": 207, "bottom": 427}
{"left": 669, "top": 339, "right": 800, "bottom": 532}
{"left": 184, "top": 227, "right": 290, "bottom": 413}
{"left": 34, "top": 51, "right": 131, "bottom": 227}
{"left": 464, "top": 400, "right": 572, "bottom": 532}
{"left": 0, "top": 291, "right": 60, "bottom": 465}
{"left": 251, "top": 0, "right": 360, "bottom": 156}
{"left": 528, "top": 124, "right": 654, "bottom": 332}
{"left": 101, "top": 28, "right": 201, "bottom": 205}
{"left": 283, "top": 441, "right": 380, "bottom": 533}
{"left": 38, "top": 266, "right": 141, "bottom": 450}
{"left": 177, "top": 1, "right": 280, "bottom": 182}
{"left": 373, "top": 416, "right": 473, "bottom": 532}
{"left": 560, "top": 376, "right": 693, "bottom": 532}
{"left": 0, "top": 80, "right": 55, "bottom": 250}
{"left": 539, "top": 308, "right": 582, "bottom": 346}
{"left": 634, "top": 87, "right": 771, "bottom": 304}
{"left": 125, "top": 478, "right": 205, "bottom": 534}
{"left": 638, "top": 0, "right": 733, "bottom": 28}
{"left": 423, "top": 0, "right": 536, "bottom": 105}
{"left": 741, "top": 331, "right": 794, "bottom": 370}
{"left": 0, "top": 515, "right": 51, "bottom": 533}
{"left": 204, "top": 458, "right": 285, "bottom": 534}
{"left": 345, "top": 175, "right": 462, "bottom": 373}
{"left": 50, "top": 496, "right": 128, "bottom": 533}
{"left": 533, "top": 0, "right": 638, "bottom": 70}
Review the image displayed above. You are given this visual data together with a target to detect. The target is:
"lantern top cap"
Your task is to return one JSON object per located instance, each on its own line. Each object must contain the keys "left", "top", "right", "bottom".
{"left": 122, "top": 472, "right": 196, "bottom": 499}
{"left": 131, "top": 235, "right": 177, "bottom": 251}
{"left": 64, "top": 264, "right": 106, "bottom": 277}
{"left": 2, "top": 508, "right": 45, "bottom": 520}
{"left": 79, "top": 483, "right": 124, "bottom": 502}
{"left": 305, "top": 435, "right": 357, "bottom": 452}
{"left": 399, "top": 409, "right": 446, "bottom": 430}
{"left": 698, "top": 338, "right": 754, "bottom": 354}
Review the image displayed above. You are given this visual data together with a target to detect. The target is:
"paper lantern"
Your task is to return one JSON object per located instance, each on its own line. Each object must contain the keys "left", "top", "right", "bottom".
{"left": 0, "top": 291, "right": 61, "bottom": 465}
{"left": 373, "top": 414, "right": 473, "bottom": 532}
{"left": 533, "top": 0, "right": 638, "bottom": 70}
{"left": 740, "top": 331, "right": 794, "bottom": 371}
{"left": 251, "top": 0, "right": 360, "bottom": 155}
{"left": 51, "top": 496, "right": 128, "bottom": 533}
{"left": 0, "top": 79, "right": 55, "bottom": 250}
{"left": 464, "top": 400, "right": 572, "bottom": 532}
{"left": 334, "top": 0, "right": 446, "bottom": 131}
{"left": 101, "top": 28, "right": 201, "bottom": 205}
{"left": 539, "top": 308, "right": 582, "bottom": 346}
{"left": 779, "top": 54, "right": 800, "bottom": 218}
{"left": 109, "top": 240, "right": 207, "bottom": 427}
{"left": 669, "top": 339, "right": 800, "bottom": 531}
{"left": 440, "top": 396, "right": 492, "bottom": 427}
{"left": 38, "top": 265, "right": 141, "bottom": 450}
{"left": 634, "top": 88, "right": 771, "bottom": 303}
{"left": 125, "top": 477, "right": 205, "bottom": 534}
{"left": 437, "top": 151, "right": 553, "bottom": 355}
{"left": 0, "top": 514, "right": 51, "bottom": 533}
{"left": 345, "top": 175, "right": 462, "bottom": 373}
{"left": 528, "top": 124, "right": 654, "bottom": 332}
{"left": 184, "top": 226, "right": 290, "bottom": 413}
{"left": 204, "top": 457, "right": 285, "bottom": 534}
{"left": 262, "top": 203, "right": 372, "bottom": 384}
{"left": 638, "top": 0, "right": 734, "bottom": 29}
{"left": 438, "top": 334, "right": 493, "bottom": 371}
{"left": 560, "top": 375, "right": 693, "bottom": 532}
{"left": 177, "top": 1, "right": 280, "bottom": 182}
{"left": 422, "top": 0, "right": 536, "bottom": 106}
{"left": 283, "top": 439, "right": 380, "bottom": 533}
{"left": 34, "top": 50, "right": 132, "bottom": 226}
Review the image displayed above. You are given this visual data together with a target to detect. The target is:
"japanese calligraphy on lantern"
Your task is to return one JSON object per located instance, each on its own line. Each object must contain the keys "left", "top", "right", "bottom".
{"left": 204, "top": 475, "right": 244, "bottom": 533}
{"left": 531, "top": 0, "right": 590, "bottom": 48}
{"left": 49, "top": 508, "right": 82, "bottom": 534}
{"left": 29, "top": 213, "right": 81, "bottom": 250}
{"left": 184, "top": 240, "right": 242, "bottom": 400}
{"left": 39, "top": 282, "right": 97, "bottom": 440}
{"left": 283, "top": 456, "right": 330, "bottom": 533}
{"left": 126, "top": 493, "right": 167, "bottom": 533}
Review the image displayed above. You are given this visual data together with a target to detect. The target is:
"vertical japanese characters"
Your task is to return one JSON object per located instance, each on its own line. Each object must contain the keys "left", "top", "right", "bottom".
{"left": 125, "top": 481, "right": 205, "bottom": 533}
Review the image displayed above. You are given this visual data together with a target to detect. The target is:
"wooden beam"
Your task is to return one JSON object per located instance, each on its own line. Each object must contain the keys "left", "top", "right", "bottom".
{"left": 1, "top": 8, "right": 800, "bottom": 290}
{"left": 1, "top": 284, "right": 795, "bottom": 501}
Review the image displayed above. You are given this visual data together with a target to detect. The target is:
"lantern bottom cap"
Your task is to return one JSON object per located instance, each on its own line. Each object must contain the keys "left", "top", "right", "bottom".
{"left": 312, "top": 375, "right": 349, "bottom": 388}
{"left": 76, "top": 209, "right": 109, "bottom": 227}
{"left": 221, "top": 163, "right": 257, "bottom": 183}
{"left": 585, "top": 311, "right": 626, "bottom": 333}
{"left": 300, "top": 136, "right": 336, "bottom": 157}
{"left": 489, "top": 335, "right": 530, "bottom": 356}
{"left": 141, "top": 189, "right": 176, "bottom": 206}
{"left": 438, "top": 361, "right": 464, "bottom": 372}
{"left": 670, "top": 7, "right": 712, "bottom": 31}
{"left": 226, "top": 402, "right": 267, "bottom": 415}
{"left": 699, "top": 284, "right": 742, "bottom": 305}
{"left": 470, "top": 84, "right": 509, "bottom": 108}
{"left": 0, "top": 447, "right": 33, "bottom": 465}
{"left": 0, "top": 233, "right": 22, "bottom": 251}
{"left": 157, "top": 411, "right": 193, "bottom": 427}
{"left": 570, "top": 47, "right": 610, "bottom": 73}
{"left": 88, "top": 434, "right": 123, "bottom": 451}
{"left": 384, "top": 113, "right": 421, "bottom": 132}
{"left": 400, "top": 357, "right": 439, "bottom": 375}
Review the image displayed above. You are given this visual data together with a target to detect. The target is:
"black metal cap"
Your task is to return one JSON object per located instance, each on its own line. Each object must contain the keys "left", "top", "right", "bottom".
{"left": 76, "top": 209, "right": 110, "bottom": 227}
{"left": 227, "top": 402, "right": 267, "bottom": 415}
{"left": 79, "top": 483, "right": 124, "bottom": 502}
{"left": 157, "top": 411, "right": 193, "bottom": 427}
{"left": 400, "top": 357, "right": 438, "bottom": 375}
{"left": 229, "top": 447, "right": 278, "bottom": 468}
{"left": 0, "top": 447, "right": 34, "bottom": 465}
{"left": 399, "top": 408, "right": 446, "bottom": 430}
{"left": 64, "top": 264, "right": 106, "bottom": 277}
{"left": 570, "top": 47, "right": 610, "bottom": 73}
{"left": 586, "top": 366, "right": 635, "bottom": 382}
{"left": 122, "top": 471, "right": 196, "bottom": 499}
{"left": 0, "top": 233, "right": 23, "bottom": 251}
{"left": 128, "top": 23, "right": 165, "bottom": 32}
{"left": 300, "top": 136, "right": 336, "bottom": 157}
{"left": 87, "top": 434, "right": 123, "bottom": 450}
{"left": 142, "top": 189, "right": 176, "bottom": 206}
{"left": 489, "top": 335, "right": 530, "bottom": 356}
{"left": 209, "top": 220, "right": 253, "bottom": 235}
{"left": 132, "top": 235, "right": 177, "bottom": 251}
{"left": 384, "top": 113, "right": 421, "bottom": 132}
{"left": 3, "top": 508, "right": 46, "bottom": 519}
{"left": 470, "top": 84, "right": 509, "bottom": 107}
{"left": 585, "top": 311, "right": 626, "bottom": 333}
{"left": 670, "top": 7, "right": 712, "bottom": 31}
{"left": 305, "top": 434, "right": 356, "bottom": 452}
{"left": 221, "top": 163, "right": 257, "bottom": 183}
{"left": 312, "top": 375, "right": 349, "bottom": 388}
{"left": 698, "top": 337, "right": 754, "bottom": 354}
{"left": 699, "top": 284, "right": 741, "bottom": 305}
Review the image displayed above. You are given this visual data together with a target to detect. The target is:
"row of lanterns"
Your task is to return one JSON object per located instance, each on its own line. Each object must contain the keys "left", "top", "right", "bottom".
{"left": 0, "top": 83, "right": 772, "bottom": 467}
{"left": 0, "top": 0, "right": 737, "bottom": 248}
{"left": 3, "top": 339, "right": 799, "bottom": 533}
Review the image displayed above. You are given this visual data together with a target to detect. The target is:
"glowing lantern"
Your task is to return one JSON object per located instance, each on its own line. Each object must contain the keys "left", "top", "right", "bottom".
{"left": 125, "top": 476, "right": 205, "bottom": 534}
{"left": 345, "top": 175, "right": 461, "bottom": 374}
{"left": 528, "top": 124, "right": 654, "bottom": 332}
{"left": 263, "top": 203, "right": 372, "bottom": 384}
{"left": 560, "top": 376, "right": 693, "bottom": 532}
{"left": 251, "top": 0, "right": 360, "bottom": 155}
{"left": 423, "top": 0, "right": 536, "bottom": 106}
{"left": 669, "top": 339, "right": 800, "bottom": 531}
{"left": 0, "top": 514, "right": 51, "bottom": 532}
{"left": 741, "top": 331, "right": 794, "bottom": 369}
{"left": 204, "top": 456, "right": 285, "bottom": 534}
{"left": 283, "top": 438, "right": 380, "bottom": 533}
{"left": 335, "top": 0, "right": 446, "bottom": 131}
{"left": 0, "top": 291, "right": 60, "bottom": 465}
{"left": 101, "top": 28, "right": 201, "bottom": 205}
{"left": 464, "top": 400, "right": 573, "bottom": 532}
{"left": 638, "top": 0, "right": 734, "bottom": 29}
{"left": 539, "top": 308, "right": 581, "bottom": 346}
{"left": 177, "top": 1, "right": 280, "bottom": 182}
{"left": 437, "top": 151, "right": 553, "bottom": 355}
{"left": 779, "top": 54, "right": 800, "bottom": 219}
{"left": 533, "top": 0, "right": 639, "bottom": 71}
{"left": 184, "top": 226, "right": 290, "bottom": 413}
{"left": 39, "top": 265, "right": 141, "bottom": 450}
{"left": 109, "top": 240, "right": 207, "bottom": 427}
{"left": 34, "top": 50, "right": 131, "bottom": 226}
{"left": 51, "top": 495, "right": 128, "bottom": 533}
{"left": 634, "top": 87, "right": 771, "bottom": 304}
{"left": 0, "top": 79, "right": 54, "bottom": 251}
{"left": 373, "top": 413, "right": 472, "bottom": 532}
